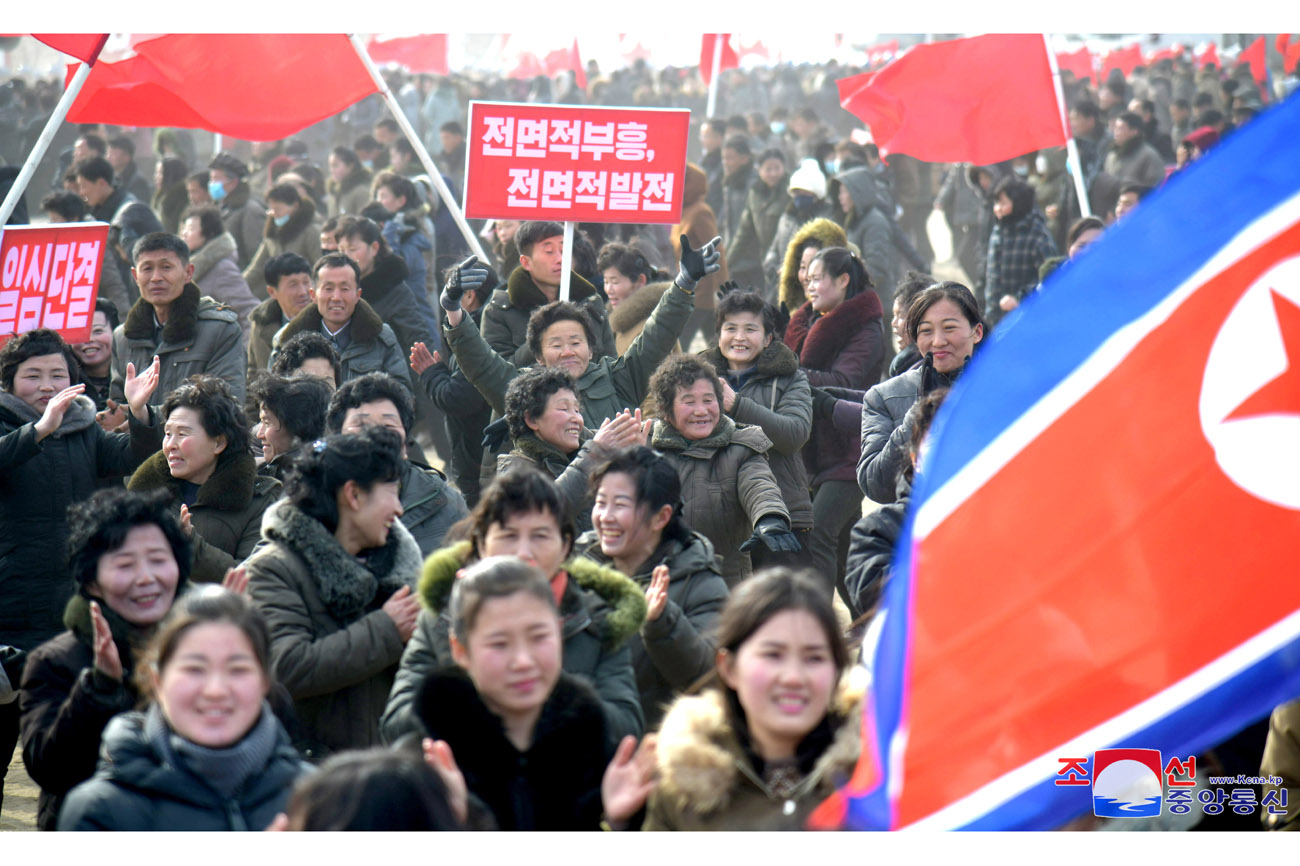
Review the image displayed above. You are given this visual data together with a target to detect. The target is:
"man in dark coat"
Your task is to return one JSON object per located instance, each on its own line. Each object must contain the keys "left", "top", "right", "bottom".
{"left": 76, "top": 157, "right": 162, "bottom": 301}
{"left": 247, "top": 253, "right": 315, "bottom": 378}
{"left": 208, "top": 152, "right": 266, "bottom": 270}
{"left": 717, "top": 135, "right": 755, "bottom": 253}
{"left": 336, "top": 216, "right": 437, "bottom": 357}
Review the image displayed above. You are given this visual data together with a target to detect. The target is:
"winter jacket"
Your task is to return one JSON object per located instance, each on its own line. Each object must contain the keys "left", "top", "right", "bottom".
{"left": 447, "top": 277, "right": 695, "bottom": 427}
{"left": 728, "top": 173, "right": 790, "bottom": 291}
{"left": 127, "top": 450, "right": 281, "bottom": 585}
{"left": 672, "top": 164, "right": 729, "bottom": 311}
{"left": 608, "top": 281, "right": 682, "bottom": 358}
{"left": 152, "top": 180, "right": 190, "bottom": 236}
{"left": 242, "top": 198, "right": 324, "bottom": 295}
{"left": 414, "top": 668, "right": 612, "bottom": 830}
{"left": 56, "top": 706, "right": 309, "bottom": 831}
{"left": 857, "top": 362, "right": 960, "bottom": 503}
{"left": 246, "top": 296, "right": 286, "bottom": 377}
{"left": 773, "top": 217, "right": 846, "bottom": 313}
{"left": 89, "top": 187, "right": 161, "bottom": 295}
{"left": 418, "top": 304, "right": 491, "bottom": 506}
{"left": 110, "top": 283, "right": 246, "bottom": 406}
{"left": 326, "top": 166, "right": 373, "bottom": 217}
{"left": 985, "top": 208, "right": 1058, "bottom": 323}
{"left": 398, "top": 459, "right": 468, "bottom": 558}
{"left": 1262, "top": 698, "right": 1300, "bottom": 830}
{"left": 358, "top": 250, "right": 438, "bottom": 358}
{"left": 482, "top": 266, "right": 616, "bottom": 367}
{"left": 497, "top": 432, "right": 602, "bottom": 535}
{"left": 19, "top": 596, "right": 141, "bottom": 830}
{"left": 785, "top": 290, "right": 885, "bottom": 485}
{"left": 576, "top": 530, "right": 728, "bottom": 730}
{"left": 379, "top": 540, "right": 646, "bottom": 748}
{"left": 844, "top": 474, "right": 910, "bottom": 619}
{"left": 217, "top": 181, "right": 268, "bottom": 270}
{"left": 189, "top": 232, "right": 260, "bottom": 342}
{"left": 0, "top": 393, "right": 160, "bottom": 650}
{"left": 382, "top": 210, "right": 438, "bottom": 308}
{"left": 1103, "top": 136, "right": 1167, "bottom": 190}
{"left": 271, "top": 298, "right": 412, "bottom": 393}
{"left": 700, "top": 340, "right": 813, "bottom": 529}
{"left": 718, "top": 163, "right": 755, "bottom": 252}
{"left": 651, "top": 416, "right": 788, "bottom": 586}
{"left": 244, "top": 499, "right": 423, "bottom": 757}
{"left": 644, "top": 678, "right": 863, "bottom": 830}
{"left": 836, "top": 167, "right": 901, "bottom": 305}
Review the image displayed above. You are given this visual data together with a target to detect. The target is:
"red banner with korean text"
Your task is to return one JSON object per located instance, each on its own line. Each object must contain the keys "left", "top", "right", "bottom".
{"left": 0, "top": 223, "right": 107, "bottom": 346}
{"left": 463, "top": 102, "right": 690, "bottom": 224}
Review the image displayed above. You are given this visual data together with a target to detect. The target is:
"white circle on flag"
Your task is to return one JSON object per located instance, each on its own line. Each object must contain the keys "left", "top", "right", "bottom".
{"left": 1199, "top": 254, "right": 1300, "bottom": 510}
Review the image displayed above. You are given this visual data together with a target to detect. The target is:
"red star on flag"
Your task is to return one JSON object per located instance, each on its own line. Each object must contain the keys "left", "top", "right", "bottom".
{"left": 1225, "top": 289, "right": 1300, "bottom": 421}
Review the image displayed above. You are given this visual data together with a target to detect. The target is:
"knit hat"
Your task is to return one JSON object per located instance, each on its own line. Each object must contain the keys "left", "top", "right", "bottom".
{"left": 788, "top": 158, "right": 827, "bottom": 199}
{"left": 208, "top": 151, "right": 249, "bottom": 180}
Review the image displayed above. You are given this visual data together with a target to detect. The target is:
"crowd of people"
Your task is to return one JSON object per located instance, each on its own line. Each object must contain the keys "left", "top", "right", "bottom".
{"left": 1, "top": 43, "right": 1297, "bottom": 832}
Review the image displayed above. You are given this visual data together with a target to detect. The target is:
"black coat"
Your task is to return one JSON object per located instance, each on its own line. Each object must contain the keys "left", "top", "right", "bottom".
{"left": 360, "top": 251, "right": 436, "bottom": 357}
{"left": 414, "top": 667, "right": 612, "bottom": 830}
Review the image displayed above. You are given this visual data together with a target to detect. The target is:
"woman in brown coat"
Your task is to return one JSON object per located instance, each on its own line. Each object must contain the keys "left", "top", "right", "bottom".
{"left": 671, "top": 163, "right": 730, "bottom": 350}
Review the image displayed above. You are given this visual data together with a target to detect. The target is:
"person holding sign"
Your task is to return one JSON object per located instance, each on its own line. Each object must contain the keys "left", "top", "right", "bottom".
{"left": 438, "top": 236, "right": 721, "bottom": 438}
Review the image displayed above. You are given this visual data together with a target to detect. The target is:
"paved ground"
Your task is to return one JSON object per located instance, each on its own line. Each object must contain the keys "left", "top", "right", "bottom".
{"left": 1, "top": 744, "right": 38, "bottom": 832}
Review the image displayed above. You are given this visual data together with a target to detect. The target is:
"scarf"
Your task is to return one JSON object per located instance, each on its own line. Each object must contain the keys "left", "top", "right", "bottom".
{"left": 146, "top": 700, "right": 279, "bottom": 800}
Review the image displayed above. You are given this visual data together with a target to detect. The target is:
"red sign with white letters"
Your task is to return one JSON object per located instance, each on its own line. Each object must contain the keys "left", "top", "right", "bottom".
{"left": 0, "top": 222, "right": 107, "bottom": 346}
{"left": 464, "top": 101, "right": 690, "bottom": 224}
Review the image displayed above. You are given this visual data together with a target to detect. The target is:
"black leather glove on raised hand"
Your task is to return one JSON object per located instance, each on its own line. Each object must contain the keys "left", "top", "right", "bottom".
{"left": 480, "top": 417, "right": 510, "bottom": 452}
{"left": 441, "top": 255, "right": 490, "bottom": 312}
{"left": 738, "top": 515, "right": 801, "bottom": 553}
{"left": 811, "top": 387, "right": 838, "bottom": 421}
{"left": 674, "top": 234, "right": 723, "bottom": 293}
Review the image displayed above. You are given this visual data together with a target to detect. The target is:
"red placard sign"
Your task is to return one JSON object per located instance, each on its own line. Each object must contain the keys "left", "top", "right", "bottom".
{"left": 464, "top": 101, "right": 690, "bottom": 224}
{"left": 0, "top": 222, "right": 107, "bottom": 346}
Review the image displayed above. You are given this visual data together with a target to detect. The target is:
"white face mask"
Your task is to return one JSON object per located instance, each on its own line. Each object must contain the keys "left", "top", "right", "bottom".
{"left": 1036, "top": 155, "right": 1050, "bottom": 175}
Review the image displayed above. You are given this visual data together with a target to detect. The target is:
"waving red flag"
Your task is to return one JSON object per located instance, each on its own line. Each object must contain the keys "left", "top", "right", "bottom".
{"left": 699, "top": 34, "right": 739, "bottom": 85}
{"left": 1197, "top": 42, "right": 1220, "bottom": 69}
{"left": 66, "top": 34, "right": 378, "bottom": 142}
{"left": 837, "top": 34, "right": 1067, "bottom": 165}
{"left": 1055, "top": 46, "right": 1094, "bottom": 82}
{"left": 33, "top": 34, "right": 108, "bottom": 64}
{"left": 1101, "top": 42, "right": 1144, "bottom": 78}
{"left": 1237, "top": 36, "right": 1267, "bottom": 84}
{"left": 1288, "top": 41, "right": 1300, "bottom": 75}
{"left": 543, "top": 39, "right": 586, "bottom": 90}
{"left": 1275, "top": 34, "right": 1293, "bottom": 56}
{"left": 366, "top": 34, "right": 448, "bottom": 75}
{"left": 1147, "top": 43, "right": 1184, "bottom": 65}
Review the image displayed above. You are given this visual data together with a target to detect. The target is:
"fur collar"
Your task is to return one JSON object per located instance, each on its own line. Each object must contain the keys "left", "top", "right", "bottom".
{"left": 418, "top": 541, "right": 645, "bottom": 651}
{"left": 327, "top": 166, "right": 371, "bottom": 197}
{"left": 653, "top": 673, "right": 865, "bottom": 818}
{"left": 127, "top": 450, "right": 259, "bottom": 511}
{"left": 359, "top": 250, "right": 410, "bottom": 303}
{"left": 261, "top": 499, "right": 423, "bottom": 624}
{"left": 262, "top": 197, "right": 317, "bottom": 243}
{"left": 249, "top": 296, "right": 283, "bottom": 327}
{"left": 506, "top": 264, "right": 597, "bottom": 310}
{"left": 277, "top": 297, "right": 385, "bottom": 346}
{"left": 650, "top": 415, "right": 774, "bottom": 456}
{"left": 189, "top": 232, "right": 239, "bottom": 283}
{"left": 608, "top": 281, "right": 671, "bottom": 335}
{"left": 699, "top": 338, "right": 799, "bottom": 380}
{"left": 784, "top": 290, "right": 883, "bottom": 372}
{"left": 778, "top": 218, "right": 847, "bottom": 312}
{"left": 220, "top": 180, "right": 252, "bottom": 213}
{"left": 123, "top": 281, "right": 204, "bottom": 343}
{"left": 509, "top": 431, "right": 581, "bottom": 468}
{"left": 0, "top": 391, "right": 95, "bottom": 435}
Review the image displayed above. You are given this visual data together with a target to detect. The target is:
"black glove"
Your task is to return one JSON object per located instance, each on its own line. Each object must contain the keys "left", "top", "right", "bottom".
{"left": 715, "top": 279, "right": 740, "bottom": 302}
{"left": 441, "top": 255, "right": 490, "bottom": 312}
{"left": 675, "top": 234, "right": 722, "bottom": 292}
{"left": 480, "top": 417, "right": 510, "bottom": 452}
{"left": 738, "top": 515, "right": 801, "bottom": 553}
{"left": 811, "top": 387, "right": 837, "bottom": 421}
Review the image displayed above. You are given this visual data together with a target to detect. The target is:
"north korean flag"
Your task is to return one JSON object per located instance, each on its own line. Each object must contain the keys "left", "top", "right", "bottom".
{"left": 821, "top": 91, "right": 1300, "bottom": 831}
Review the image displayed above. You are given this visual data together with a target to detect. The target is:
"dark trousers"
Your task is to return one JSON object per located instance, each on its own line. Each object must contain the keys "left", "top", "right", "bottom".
{"left": 0, "top": 699, "right": 20, "bottom": 817}
{"left": 808, "top": 481, "right": 862, "bottom": 606}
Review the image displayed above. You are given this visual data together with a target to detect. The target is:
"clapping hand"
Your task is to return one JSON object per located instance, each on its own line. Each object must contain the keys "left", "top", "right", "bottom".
{"left": 33, "top": 384, "right": 86, "bottom": 441}
{"left": 409, "top": 342, "right": 444, "bottom": 375}
{"left": 644, "top": 565, "right": 670, "bottom": 622}
{"left": 89, "top": 601, "right": 123, "bottom": 681}
{"left": 601, "top": 734, "right": 658, "bottom": 828}
{"left": 123, "top": 355, "right": 161, "bottom": 421}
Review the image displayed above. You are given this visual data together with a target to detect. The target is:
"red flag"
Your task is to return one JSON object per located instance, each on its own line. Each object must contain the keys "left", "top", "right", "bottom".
{"left": 865, "top": 39, "right": 900, "bottom": 69}
{"left": 837, "top": 34, "right": 1067, "bottom": 165}
{"left": 699, "top": 34, "right": 739, "bottom": 85}
{"left": 1101, "top": 42, "right": 1144, "bottom": 78}
{"left": 66, "top": 35, "right": 378, "bottom": 142}
{"left": 1055, "top": 46, "right": 1095, "bottom": 82}
{"left": 1238, "top": 36, "right": 1267, "bottom": 84}
{"left": 1276, "top": 34, "right": 1293, "bottom": 56}
{"left": 543, "top": 39, "right": 586, "bottom": 90}
{"left": 1198, "top": 42, "right": 1220, "bottom": 69}
{"left": 366, "top": 34, "right": 448, "bottom": 75}
{"left": 1288, "top": 41, "right": 1300, "bottom": 75}
{"left": 1146, "top": 43, "right": 1184, "bottom": 65}
{"left": 33, "top": 34, "right": 108, "bottom": 64}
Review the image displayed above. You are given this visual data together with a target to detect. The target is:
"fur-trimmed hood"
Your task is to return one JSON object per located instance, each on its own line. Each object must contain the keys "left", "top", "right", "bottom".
{"left": 778, "top": 218, "right": 847, "bottom": 313}
{"left": 261, "top": 196, "right": 317, "bottom": 243}
{"left": 122, "top": 282, "right": 214, "bottom": 344}
{"left": 653, "top": 672, "right": 865, "bottom": 819}
{"left": 276, "top": 296, "right": 386, "bottom": 347}
{"left": 505, "top": 264, "right": 598, "bottom": 310}
{"left": 418, "top": 540, "right": 645, "bottom": 651}
{"left": 699, "top": 338, "right": 800, "bottom": 381}
{"left": 127, "top": 450, "right": 260, "bottom": 511}
{"left": 189, "top": 232, "right": 240, "bottom": 284}
{"left": 260, "top": 498, "right": 422, "bottom": 623}
{"left": 608, "top": 280, "right": 671, "bottom": 336}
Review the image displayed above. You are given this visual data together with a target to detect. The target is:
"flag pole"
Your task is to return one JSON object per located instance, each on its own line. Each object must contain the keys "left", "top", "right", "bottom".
{"left": 559, "top": 220, "right": 574, "bottom": 302}
{"left": 1042, "top": 33, "right": 1092, "bottom": 218}
{"left": 347, "top": 34, "right": 488, "bottom": 262}
{"left": 0, "top": 57, "right": 99, "bottom": 228}
{"left": 705, "top": 35, "right": 723, "bottom": 117}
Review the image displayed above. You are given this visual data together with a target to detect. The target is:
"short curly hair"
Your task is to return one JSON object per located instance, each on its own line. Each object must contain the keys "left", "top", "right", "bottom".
{"left": 648, "top": 354, "right": 722, "bottom": 422}
{"left": 503, "top": 366, "right": 578, "bottom": 443}
{"left": 525, "top": 301, "right": 596, "bottom": 365}
{"left": 251, "top": 374, "right": 333, "bottom": 444}
{"left": 326, "top": 372, "right": 414, "bottom": 437}
{"left": 271, "top": 331, "right": 342, "bottom": 386}
{"left": 161, "top": 376, "right": 251, "bottom": 465}
{"left": 66, "top": 488, "right": 192, "bottom": 598}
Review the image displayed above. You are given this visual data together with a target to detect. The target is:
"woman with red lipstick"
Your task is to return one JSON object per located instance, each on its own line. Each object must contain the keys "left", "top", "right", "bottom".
{"left": 245, "top": 427, "right": 424, "bottom": 757}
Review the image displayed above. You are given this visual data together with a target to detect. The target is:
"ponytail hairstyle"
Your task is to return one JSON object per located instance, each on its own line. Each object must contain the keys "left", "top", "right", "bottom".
{"left": 809, "top": 245, "right": 873, "bottom": 299}
{"left": 589, "top": 446, "right": 690, "bottom": 543}
{"left": 283, "top": 426, "right": 404, "bottom": 533}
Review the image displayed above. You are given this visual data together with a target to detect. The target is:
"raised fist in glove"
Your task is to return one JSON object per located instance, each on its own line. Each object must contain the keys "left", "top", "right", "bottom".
{"left": 738, "top": 515, "right": 802, "bottom": 553}
{"left": 675, "top": 235, "right": 723, "bottom": 292}
{"left": 441, "top": 255, "right": 490, "bottom": 312}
